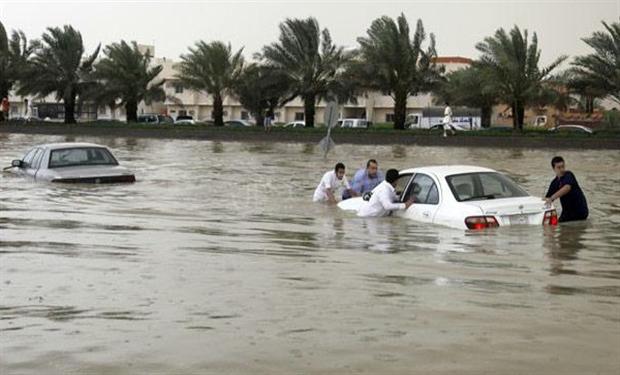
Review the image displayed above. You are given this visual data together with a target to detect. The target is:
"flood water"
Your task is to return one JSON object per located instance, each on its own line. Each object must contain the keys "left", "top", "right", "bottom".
{"left": 1, "top": 133, "right": 619, "bottom": 374}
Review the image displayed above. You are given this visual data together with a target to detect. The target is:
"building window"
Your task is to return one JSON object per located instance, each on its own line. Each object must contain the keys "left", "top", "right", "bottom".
{"left": 179, "top": 110, "right": 187, "bottom": 116}
{"left": 385, "top": 113, "right": 395, "bottom": 122}
{"left": 295, "top": 112, "right": 304, "bottom": 121}
{"left": 98, "top": 106, "right": 107, "bottom": 115}
{"left": 174, "top": 83, "right": 184, "bottom": 94}
{"left": 241, "top": 111, "right": 249, "bottom": 120}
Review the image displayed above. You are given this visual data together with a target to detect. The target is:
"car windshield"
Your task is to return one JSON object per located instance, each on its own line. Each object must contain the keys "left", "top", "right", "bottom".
{"left": 446, "top": 172, "right": 528, "bottom": 202}
{"left": 177, "top": 116, "right": 192, "bottom": 120}
{"left": 48, "top": 147, "right": 118, "bottom": 168}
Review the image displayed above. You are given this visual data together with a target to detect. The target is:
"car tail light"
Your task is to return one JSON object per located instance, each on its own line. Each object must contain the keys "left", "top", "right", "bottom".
{"left": 465, "top": 216, "right": 499, "bottom": 230}
{"left": 543, "top": 210, "right": 558, "bottom": 226}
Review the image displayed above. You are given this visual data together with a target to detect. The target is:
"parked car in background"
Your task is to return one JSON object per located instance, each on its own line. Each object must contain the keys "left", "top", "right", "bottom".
{"left": 547, "top": 124, "right": 594, "bottom": 134}
{"left": 282, "top": 121, "right": 305, "bottom": 128}
{"left": 174, "top": 115, "right": 196, "bottom": 125}
{"left": 4, "top": 143, "right": 135, "bottom": 183}
{"left": 338, "top": 118, "right": 371, "bottom": 128}
{"left": 137, "top": 114, "right": 174, "bottom": 125}
{"left": 225, "top": 119, "right": 254, "bottom": 128}
{"left": 338, "top": 165, "right": 558, "bottom": 230}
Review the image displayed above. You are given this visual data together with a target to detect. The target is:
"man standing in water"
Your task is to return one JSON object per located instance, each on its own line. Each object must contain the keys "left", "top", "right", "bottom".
{"left": 544, "top": 156, "right": 589, "bottom": 222}
{"left": 342, "top": 159, "right": 384, "bottom": 200}
{"left": 313, "top": 162, "right": 358, "bottom": 204}
{"left": 358, "top": 169, "right": 414, "bottom": 217}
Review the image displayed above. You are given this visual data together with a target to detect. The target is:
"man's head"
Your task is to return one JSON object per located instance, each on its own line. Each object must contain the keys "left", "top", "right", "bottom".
{"left": 334, "top": 162, "right": 346, "bottom": 180}
{"left": 551, "top": 156, "right": 565, "bottom": 177}
{"left": 385, "top": 169, "right": 400, "bottom": 186}
{"left": 366, "top": 159, "right": 378, "bottom": 178}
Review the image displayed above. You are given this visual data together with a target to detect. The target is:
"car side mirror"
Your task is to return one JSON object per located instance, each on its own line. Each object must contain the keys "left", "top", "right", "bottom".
{"left": 11, "top": 160, "right": 23, "bottom": 168}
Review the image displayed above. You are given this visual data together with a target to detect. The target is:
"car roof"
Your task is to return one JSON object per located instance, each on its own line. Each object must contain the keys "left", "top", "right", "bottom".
{"left": 400, "top": 165, "right": 496, "bottom": 177}
{"left": 33, "top": 142, "right": 109, "bottom": 150}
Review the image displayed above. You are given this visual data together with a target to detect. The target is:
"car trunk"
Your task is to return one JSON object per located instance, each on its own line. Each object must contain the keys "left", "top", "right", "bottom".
{"left": 50, "top": 165, "right": 135, "bottom": 184}
{"left": 464, "top": 196, "right": 547, "bottom": 225}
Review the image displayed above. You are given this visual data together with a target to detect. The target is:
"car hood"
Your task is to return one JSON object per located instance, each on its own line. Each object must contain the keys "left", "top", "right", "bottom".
{"left": 464, "top": 196, "right": 548, "bottom": 216}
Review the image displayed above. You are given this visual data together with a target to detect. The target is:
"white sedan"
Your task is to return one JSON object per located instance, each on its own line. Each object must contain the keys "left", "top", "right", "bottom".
{"left": 4, "top": 142, "right": 135, "bottom": 183}
{"left": 339, "top": 165, "right": 558, "bottom": 230}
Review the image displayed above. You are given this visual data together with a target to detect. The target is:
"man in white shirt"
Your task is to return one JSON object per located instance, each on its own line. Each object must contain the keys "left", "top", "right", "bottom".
{"left": 358, "top": 169, "right": 414, "bottom": 217}
{"left": 442, "top": 102, "right": 455, "bottom": 138}
{"left": 313, "top": 162, "right": 358, "bottom": 204}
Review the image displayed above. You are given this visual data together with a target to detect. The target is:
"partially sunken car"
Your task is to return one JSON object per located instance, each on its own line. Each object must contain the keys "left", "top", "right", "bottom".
{"left": 338, "top": 165, "right": 558, "bottom": 230}
{"left": 4, "top": 143, "right": 136, "bottom": 183}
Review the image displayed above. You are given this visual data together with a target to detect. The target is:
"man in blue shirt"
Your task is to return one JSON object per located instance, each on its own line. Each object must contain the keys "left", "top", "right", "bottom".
{"left": 343, "top": 159, "right": 384, "bottom": 200}
{"left": 545, "top": 156, "right": 589, "bottom": 222}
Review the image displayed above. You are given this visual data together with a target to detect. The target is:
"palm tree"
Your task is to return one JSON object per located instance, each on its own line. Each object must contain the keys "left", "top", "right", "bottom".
{"left": 259, "top": 17, "right": 350, "bottom": 127}
{"left": 0, "top": 21, "right": 36, "bottom": 101}
{"left": 91, "top": 41, "right": 165, "bottom": 122}
{"left": 233, "top": 64, "right": 289, "bottom": 127}
{"left": 475, "top": 26, "right": 566, "bottom": 130}
{"left": 434, "top": 66, "right": 498, "bottom": 128}
{"left": 354, "top": 14, "right": 443, "bottom": 129}
{"left": 571, "top": 20, "right": 620, "bottom": 106}
{"left": 176, "top": 41, "right": 244, "bottom": 126}
{"left": 18, "top": 25, "right": 99, "bottom": 124}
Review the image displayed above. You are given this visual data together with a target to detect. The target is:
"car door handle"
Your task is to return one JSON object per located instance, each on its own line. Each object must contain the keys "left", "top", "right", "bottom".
{"left": 423, "top": 211, "right": 430, "bottom": 217}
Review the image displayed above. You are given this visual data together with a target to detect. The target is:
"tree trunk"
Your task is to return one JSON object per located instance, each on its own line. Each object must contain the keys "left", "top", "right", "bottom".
{"left": 481, "top": 106, "right": 492, "bottom": 128}
{"left": 213, "top": 93, "right": 224, "bottom": 126}
{"left": 64, "top": 90, "right": 76, "bottom": 124}
{"left": 255, "top": 112, "right": 264, "bottom": 128}
{"left": 303, "top": 93, "right": 316, "bottom": 127}
{"left": 125, "top": 99, "right": 138, "bottom": 122}
{"left": 393, "top": 91, "right": 407, "bottom": 130}
{"left": 511, "top": 103, "right": 518, "bottom": 130}
{"left": 516, "top": 104, "right": 525, "bottom": 131}
{"left": 586, "top": 96, "right": 594, "bottom": 114}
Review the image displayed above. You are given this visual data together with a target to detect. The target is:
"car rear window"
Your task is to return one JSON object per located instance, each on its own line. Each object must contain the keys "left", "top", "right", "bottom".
{"left": 48, "top": 148, "right": 118, "bottom": 168}
{"left": 446, "top": 172, "right": 528, "bottom": 202}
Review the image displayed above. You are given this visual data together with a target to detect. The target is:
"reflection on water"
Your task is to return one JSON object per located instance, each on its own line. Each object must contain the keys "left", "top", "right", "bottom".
{"left": 1, "top": 133, "right": 619, "bottom": 374}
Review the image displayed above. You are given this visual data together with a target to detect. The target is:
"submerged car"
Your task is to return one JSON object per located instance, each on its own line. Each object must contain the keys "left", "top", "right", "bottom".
{"left": 4, "top": 143, "right": 136, "bottom": 183}
{"left": 338, "top": 165, "right": 558, "bottom": 230}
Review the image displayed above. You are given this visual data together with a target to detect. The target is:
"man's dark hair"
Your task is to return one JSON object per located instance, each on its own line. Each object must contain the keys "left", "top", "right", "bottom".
{"left": 366, "top": 159, "right": 378, "bottom": 168}
{"left": 334, "top": 162, "right": 345, "bottom": 172}
{"left": 386, "top": 169, "right": 399, "bottom": 183}
{"left": 551, "top": 156, "right": 564, "bottom": 168}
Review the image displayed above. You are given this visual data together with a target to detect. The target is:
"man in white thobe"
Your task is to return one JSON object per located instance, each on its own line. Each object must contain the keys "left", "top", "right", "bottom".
{"left": 358, "top": 169, "right": 414, "bottom": 217}
{"left": 313, "top": 162, "right": 358, "bottom": 204}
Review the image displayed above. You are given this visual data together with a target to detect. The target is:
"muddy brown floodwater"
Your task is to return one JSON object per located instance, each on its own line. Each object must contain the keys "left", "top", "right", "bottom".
{"left": 1, "top": 133, "right": 619, "bottom": 374}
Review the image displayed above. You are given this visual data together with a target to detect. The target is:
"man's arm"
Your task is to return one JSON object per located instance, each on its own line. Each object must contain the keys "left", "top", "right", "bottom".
{"left": 378, "top": 191, "right": 412, "bottom": 211}
{"left": 545, "top": 184, "right": 571, "bottom": 204}
{"left": 325, "top": 188, "right": 337, "bottom": 204}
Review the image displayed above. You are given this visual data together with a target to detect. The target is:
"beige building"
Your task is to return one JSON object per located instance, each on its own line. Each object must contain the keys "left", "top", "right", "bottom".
{"left": 5, "top": 50, "right": 478, "bottom": 124}
{"left": 158, "top": 55, "right": 474, "bottom": 125}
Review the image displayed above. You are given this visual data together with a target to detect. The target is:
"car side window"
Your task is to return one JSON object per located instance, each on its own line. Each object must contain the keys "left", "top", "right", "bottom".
{"left": 393, "top": 174, "right": 412, "bottom": 197}
{"left": 408, "top": 173, "right": 439, "bottom": 205}
{"left": 30, "top": 149, "right": 44, "bottom": 169}
{"left": 21, "top": 148, "right": 37, "bottom": 167}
